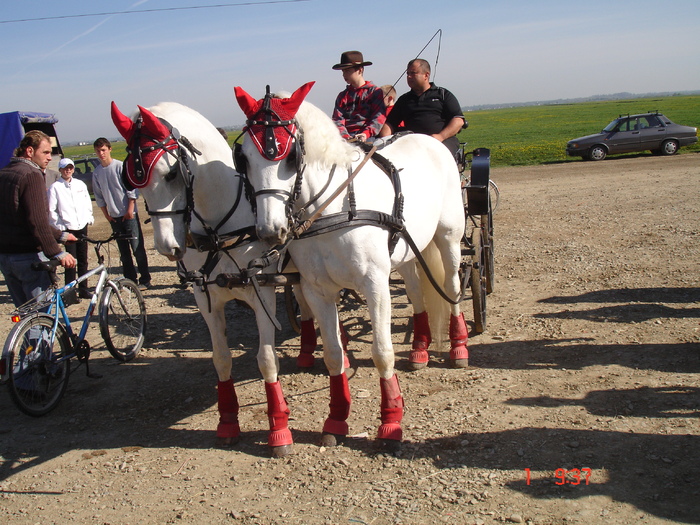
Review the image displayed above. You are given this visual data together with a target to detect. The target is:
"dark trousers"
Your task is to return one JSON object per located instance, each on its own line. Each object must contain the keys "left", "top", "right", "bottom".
{"left": 110, "top": 214, "right": 151, "bottom": 285}
{"left": 64, "top": 226, "right": 89, "bottom": 291}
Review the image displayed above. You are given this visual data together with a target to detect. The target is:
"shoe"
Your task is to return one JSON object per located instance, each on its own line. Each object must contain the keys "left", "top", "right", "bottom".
{"left": 78, "top": 289, "right": 92, "bottom": 299}
{"left": 138, "top": 282, "right": 151, "bottom": 291}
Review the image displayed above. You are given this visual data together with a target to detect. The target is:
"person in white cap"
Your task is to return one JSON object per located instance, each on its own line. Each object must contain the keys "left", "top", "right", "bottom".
{"left": 47, "top": 158, "right": 94, "bottom": 299}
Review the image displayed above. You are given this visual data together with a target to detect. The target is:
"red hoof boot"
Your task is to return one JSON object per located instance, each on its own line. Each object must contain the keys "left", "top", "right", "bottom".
{"left": 449, "top": 313, "right": 469, "bottom": 368}
{"left": 409, "top": 311, "right": 431, "bottom": 370}
{"left": 449, "top": 345, "right": 469, "bottom": 368}
{"left": 297, "top": 351, "right": 315, "bottom": 369}
{"left": 408, "top": 347, "right": 429, "bottom": 370}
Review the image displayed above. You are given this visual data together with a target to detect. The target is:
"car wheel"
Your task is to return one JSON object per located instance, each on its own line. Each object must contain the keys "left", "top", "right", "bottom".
{"left": 660, "top": 139, "right": 679, "bottom": 156}
{"left": 588, "top": 145, "right": 607, "bottom": 161}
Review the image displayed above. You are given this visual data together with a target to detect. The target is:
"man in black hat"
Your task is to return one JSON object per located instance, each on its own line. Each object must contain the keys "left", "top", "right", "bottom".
{"left": 331, "top": 51, "right": 386, "bottom": 142}
{"left": 380, "top": 58, "right": 465, "bottom": 158}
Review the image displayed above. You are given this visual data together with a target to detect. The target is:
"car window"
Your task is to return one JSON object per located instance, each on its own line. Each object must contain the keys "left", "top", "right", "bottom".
{"left": 642, "top": 115, "right": 662, "bottom": 128}
{"left": 616, "top": 119, "right": 631, "bottom": 132}
{"left": 603, "top": 120, "right": 620, "bottom": 132}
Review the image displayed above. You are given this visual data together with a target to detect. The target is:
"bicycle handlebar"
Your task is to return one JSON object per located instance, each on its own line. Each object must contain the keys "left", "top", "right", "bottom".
{"left": 31, "top": 259, "right": 62, "bottom": 272}
{"left": 79, "top": 232, "right": 136, "bottom": 244}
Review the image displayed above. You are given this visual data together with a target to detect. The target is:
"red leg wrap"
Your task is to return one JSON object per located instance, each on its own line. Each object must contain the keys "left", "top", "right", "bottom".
{"left": 449, "top": 313, "right": 469, "bottom": 361}
{"left": 323, "top": 373, "right": 351, "bottom": 436}
{"left": 409, "top": 311, "right": 431, "bottom": 365}
{"left": 377, "top": 375, "right": 404, "bottom": 441}
{"left": 265, "top": 381, "right": 293, "bottom": 447}
{"left": 297, "top": 319, "right": 317, "bottom": 368}
{"left": 217, "top": 379, "right": 240, "bottom": 438}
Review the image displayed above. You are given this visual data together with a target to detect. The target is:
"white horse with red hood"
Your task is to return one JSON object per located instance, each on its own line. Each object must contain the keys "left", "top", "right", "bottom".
{"left": 110, "top": 101, "right": 305, "bottom": 456}
{"left": 233, "top": 82, "right": 469, "bottom": 450}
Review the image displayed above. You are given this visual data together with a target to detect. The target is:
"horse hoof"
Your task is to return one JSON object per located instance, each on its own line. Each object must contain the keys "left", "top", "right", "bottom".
{"left": 378, "top": 439, "right": 402, "bottom": 454}
{"left": 270, "top": 444, "right": 294, "bottom": 458}
{"left": 451, "top": 358, "right": 469, "bottom": 368}
{"left": 320, "top": 432, "right": 345, "bottom": 447}
{"left": 407, "top": 360, "right": 428, "bottom": 371}
{"left": 216, "top": 436, "right": 240, "bottom": 448}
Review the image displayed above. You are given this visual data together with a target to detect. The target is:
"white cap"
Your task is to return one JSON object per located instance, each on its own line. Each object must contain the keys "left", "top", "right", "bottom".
{"left": 58, "top": 158, "right": 74, "bottom": 169}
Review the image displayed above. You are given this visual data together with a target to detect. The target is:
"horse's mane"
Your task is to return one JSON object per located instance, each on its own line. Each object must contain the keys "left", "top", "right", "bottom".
{"left": 273, "top": 92, "right": 356, "bottom": 169}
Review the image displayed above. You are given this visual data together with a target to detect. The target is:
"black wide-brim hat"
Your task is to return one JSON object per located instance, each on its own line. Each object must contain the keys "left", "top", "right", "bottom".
{"left": 332, "top": 50, "right": 373, "bottom": 70}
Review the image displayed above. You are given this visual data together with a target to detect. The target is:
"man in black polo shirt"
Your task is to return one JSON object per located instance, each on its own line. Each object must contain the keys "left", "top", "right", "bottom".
{"left": 379, "top": 58, "right": 465, "bottom": 158}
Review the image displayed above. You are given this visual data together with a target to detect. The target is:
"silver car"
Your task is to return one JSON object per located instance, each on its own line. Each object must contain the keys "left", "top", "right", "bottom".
{"left": 566, "top": 112, "right": 697, "bottom": 161}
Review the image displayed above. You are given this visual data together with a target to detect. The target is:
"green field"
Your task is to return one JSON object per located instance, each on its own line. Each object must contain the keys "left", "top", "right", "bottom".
{"left": 64, "top": 95, "right": 700, "bottom": 167}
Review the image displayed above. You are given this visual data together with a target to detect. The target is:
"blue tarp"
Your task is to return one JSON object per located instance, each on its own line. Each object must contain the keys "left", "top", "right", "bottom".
{"left": 0, "top": 111, "right": 58, "bottom": 168}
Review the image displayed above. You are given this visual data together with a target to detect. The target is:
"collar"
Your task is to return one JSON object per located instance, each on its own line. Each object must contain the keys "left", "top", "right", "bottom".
{"left": 11, "top": 157, "right": 41, "bottom": 170}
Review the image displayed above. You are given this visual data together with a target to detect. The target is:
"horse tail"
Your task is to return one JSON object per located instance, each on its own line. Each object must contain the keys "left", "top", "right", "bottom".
{"left": 418, "top": 241, "right": 450, "bottom": 353}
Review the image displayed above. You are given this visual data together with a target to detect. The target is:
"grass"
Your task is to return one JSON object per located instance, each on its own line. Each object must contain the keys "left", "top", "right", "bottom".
{"left": 64, "top": 95, "right": 700, "bottom": 167}
{"left": 457, "top": 95, "right": 700, "bottom": 166}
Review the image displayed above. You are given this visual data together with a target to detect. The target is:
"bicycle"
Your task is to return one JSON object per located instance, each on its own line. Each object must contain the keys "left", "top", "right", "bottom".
{"left": 0, "top": 232, "right": 147, "bottom": 416}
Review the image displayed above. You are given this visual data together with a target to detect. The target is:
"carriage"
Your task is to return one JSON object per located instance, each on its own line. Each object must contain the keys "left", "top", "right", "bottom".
{"left": 109, "top": 85, "right": 496, "bottom": 455}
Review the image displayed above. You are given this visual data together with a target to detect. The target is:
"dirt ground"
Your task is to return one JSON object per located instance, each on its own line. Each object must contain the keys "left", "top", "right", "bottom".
{"left": 1, "top": 153, "right": 698, "bottom": 525}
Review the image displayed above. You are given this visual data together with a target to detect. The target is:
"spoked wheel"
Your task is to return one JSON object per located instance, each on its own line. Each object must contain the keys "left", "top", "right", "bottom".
{"left": 5, "top": 314, "right": 71, "bottom": 416}
{"left": 284, "top": 285, "right": 302, "bottom": 334}
{"left": 482, "top": 206, "right": 495, "bottom": 295}
{"left": 99, "top": 278, "right": 147, "bottom": 362}
{"left": 470, "top": 230, "right": 487, "bottom": 334}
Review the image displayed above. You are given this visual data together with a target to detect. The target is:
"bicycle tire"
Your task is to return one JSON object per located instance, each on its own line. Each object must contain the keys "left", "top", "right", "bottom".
{"left": 5, "top": 314, "right": 71, "bottom": 416}
{"left": 99, "top": 278, "right": 147, "bottom": 362}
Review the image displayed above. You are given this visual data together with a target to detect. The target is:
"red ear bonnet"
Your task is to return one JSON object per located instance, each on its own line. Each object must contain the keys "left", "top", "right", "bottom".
{"left": 111, "top": 101, "right": 136, "bottom": 142}
{"left": 234, "top": 81, "right": 315, "bottom": 161}
{"left": 110, "top": 102, "right": 179, "bottom": 189}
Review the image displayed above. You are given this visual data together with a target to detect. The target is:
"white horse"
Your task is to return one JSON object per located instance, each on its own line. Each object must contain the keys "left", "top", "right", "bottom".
{"left": 110, "top": 101, "right": 307, "bottom": 456}
{"left": 234, "top": 82, "right": 470, "bottom": 450}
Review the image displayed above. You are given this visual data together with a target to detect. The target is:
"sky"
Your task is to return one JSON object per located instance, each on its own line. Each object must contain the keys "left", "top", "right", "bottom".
{"left": 1, "top": 0, "right": 699, "bottom": 143}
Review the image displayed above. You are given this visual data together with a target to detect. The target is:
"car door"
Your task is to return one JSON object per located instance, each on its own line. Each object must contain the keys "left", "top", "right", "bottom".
{"left": 607, "top": 118, "right": 641, "bottom": 153}
{"left": 638, "top": 115, "right": 665, "bottom": 151}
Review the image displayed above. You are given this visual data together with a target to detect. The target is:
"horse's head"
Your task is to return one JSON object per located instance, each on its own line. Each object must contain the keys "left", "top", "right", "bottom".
{"left": 111, "top": 101, "right": 200, "bottom": 260}
{"left": 234, "top": 82, "right": 314, "bottom": 245}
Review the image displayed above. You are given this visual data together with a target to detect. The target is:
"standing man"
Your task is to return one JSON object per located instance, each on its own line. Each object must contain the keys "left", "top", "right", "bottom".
{"left": 92, "top": 137, "right": 151, "bottom": 290}
{"left": 48, "top": 158, "right": 94, "bottom": 298}
{"left": 379, "top": 58, "right": 465, "bottom": 157}
{"left": 0, "top": 131, "right": 77, "bottom": 307}
{"left": 331, "top": 51, "right": 386, "bottom": 142}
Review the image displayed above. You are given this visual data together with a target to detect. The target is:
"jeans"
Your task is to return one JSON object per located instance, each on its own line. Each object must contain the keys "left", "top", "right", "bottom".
{"left": 109, "top": 215, "right": 151, "bottom": 285}
{"left": 0, "top": 252, "right": 52, "bottom": 307}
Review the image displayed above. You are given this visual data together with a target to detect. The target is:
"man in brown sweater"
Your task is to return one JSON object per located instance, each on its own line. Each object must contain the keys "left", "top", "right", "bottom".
{"left": 0, "top": 131, "right": 77, "bottom": 307}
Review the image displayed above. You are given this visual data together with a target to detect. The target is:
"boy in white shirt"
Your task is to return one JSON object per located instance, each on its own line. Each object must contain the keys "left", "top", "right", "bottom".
{"left": 48, "top": 158, "right": 94, "bottom": 298}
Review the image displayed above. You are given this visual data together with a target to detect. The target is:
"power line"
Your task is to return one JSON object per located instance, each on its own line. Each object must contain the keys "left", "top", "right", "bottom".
{"left": 0, "top": 0, "right": 309, "bottom": 24}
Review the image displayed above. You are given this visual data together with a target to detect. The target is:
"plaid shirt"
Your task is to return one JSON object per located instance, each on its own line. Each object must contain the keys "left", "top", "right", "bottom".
{"left": 332, "top": 81, "right": 386, "bottom": 139}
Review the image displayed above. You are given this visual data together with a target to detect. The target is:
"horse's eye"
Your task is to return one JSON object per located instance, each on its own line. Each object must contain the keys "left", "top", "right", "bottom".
{"left": 164, "top": 166, "right": 178, "bottom": 182}
{"left": 285, "top": 148, "right": 297, "bottom": 170}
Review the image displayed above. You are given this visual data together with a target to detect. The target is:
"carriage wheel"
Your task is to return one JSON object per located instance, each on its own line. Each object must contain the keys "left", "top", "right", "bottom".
{"left": 284, "top": 285, "right": 302, "bottom": 334}
{"left": 470, "top": 230, "right": 487, "bottom": 334}
{"left": 482, "top": 209, "right": 495, "bottom": 295}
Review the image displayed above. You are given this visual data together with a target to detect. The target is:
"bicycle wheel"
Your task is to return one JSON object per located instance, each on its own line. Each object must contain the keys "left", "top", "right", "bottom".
{"left": 5, "top": 314, "right": 71, "bottom": 416}
{"left": 99, "top": 278, "right": 147, "bottom": 362}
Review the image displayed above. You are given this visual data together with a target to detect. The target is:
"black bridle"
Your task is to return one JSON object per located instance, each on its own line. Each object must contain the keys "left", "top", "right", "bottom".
{"left": 126, "top": 115, "right": 249, "bottom": 248}
{"left": 235, "top": 86, "right": 308, "bottom": 224}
